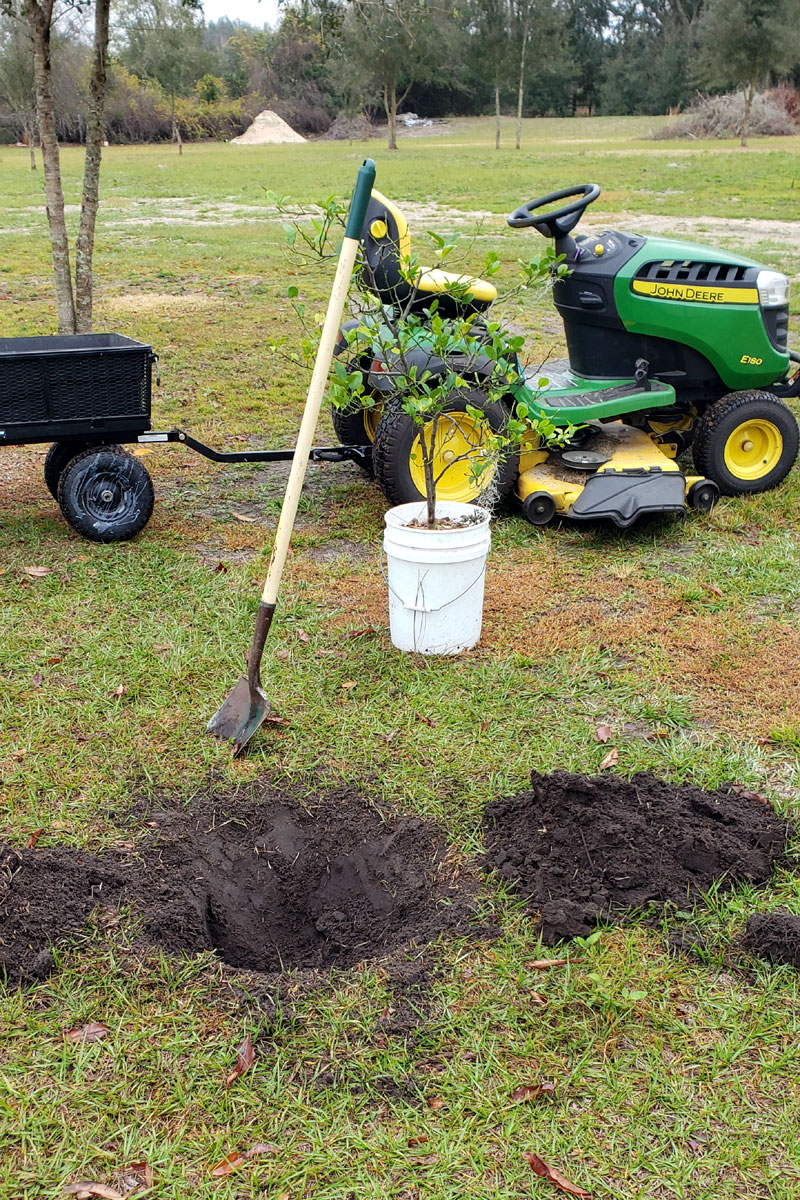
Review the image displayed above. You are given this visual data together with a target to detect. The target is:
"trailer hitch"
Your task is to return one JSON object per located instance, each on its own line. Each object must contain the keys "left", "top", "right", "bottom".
{"left": 137, "top": 428, "right": 371, "bottom": 468}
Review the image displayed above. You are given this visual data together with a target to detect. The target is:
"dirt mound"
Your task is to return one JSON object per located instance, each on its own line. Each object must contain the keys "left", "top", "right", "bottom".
{"left": 321, "top": 113, "right": 378, "bottom": 141}
{"left": 0, "top": 785, "right": 476, "bottom": 984}
{"left": 745, "top": 912, "right": 800, "bottom": 968}
{"left": 231, "top": 110, "right": 306, "bottom": 145}
{"left": 483, "top": 771, "right": 792, "bottom": 943}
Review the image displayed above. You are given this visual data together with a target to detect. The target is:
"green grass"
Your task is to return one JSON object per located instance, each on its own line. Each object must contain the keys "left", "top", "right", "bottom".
{"left": 1, "top": 117, "right": 800, "bottom": 1199}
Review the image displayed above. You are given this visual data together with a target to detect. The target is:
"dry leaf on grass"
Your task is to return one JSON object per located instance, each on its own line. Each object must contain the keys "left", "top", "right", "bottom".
{"left": 232, "top": 512, "right": 257, "bottom": 523}
{"left": 209, "top": 1152, "right": 245, "bottom": 1178}
{"left": 416, "top": 712, "right": 439, "bottom": 727}
{"left": 296, "top": 628, "right": 310, "bottom": 643}
{"left": 594, "top": 724, "right": 612, "bottom": 743}
{"left": 701, "top": 581, "right": 723, "bottom": 597}
{"left": 245, "top": 1143, "right": 279, "bottom": 1158}
{"left": 426, "top": 1096, "right": 445, "bottom": 1110}
{"left": 598, "top": 746, "right": 619, "bottom": 770}
{"left": 22, "top": 565, "right": 51, "bottom": 578}
{"left": 529, "top": 991, "right": 548, "bottom": 1005}
{"left": 25, "top": 829, "right": 45, "bottom": 850}
{"left": 527, "top": 958, "right": 569, "bottom": 970}
{"left": 64, "top": 1022, "right": 110, "bottom": 1044}
{"left": 32, "top": 672, "right": 43, "bottom": 688}
{"left": 110, "top": 684, "right": 127, "bottom": 698}
{"left": 509, "top": 1082, "right": 556, "bottom": 1104}
{"left": 63, "top": 1184, "right": 124, "bottom": 1200}
{"left": 524, "top": 1152, "right": 591, "bottom": 1197}
{"left": 224, "top": 1035, "right": 255, "bottom": 1088}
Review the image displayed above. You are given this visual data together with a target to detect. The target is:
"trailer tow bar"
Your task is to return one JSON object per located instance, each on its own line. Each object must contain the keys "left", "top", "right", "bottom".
{"left": 137, "top": 428, "right": 371, "bottom": 470}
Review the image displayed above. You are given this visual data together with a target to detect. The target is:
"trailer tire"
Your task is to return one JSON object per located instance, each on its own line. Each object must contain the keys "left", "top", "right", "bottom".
{"left": 57, "top": 447, "right": 154, "bottom": 542}
{"left": 44, "top": 440, "right": 124, "bottom": 500}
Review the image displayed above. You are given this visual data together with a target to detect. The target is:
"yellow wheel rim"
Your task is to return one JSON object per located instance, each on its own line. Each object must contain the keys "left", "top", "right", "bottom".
{"left": 363, "top": 404, "right": 382, "bottom": 442}
{"left": 723, "top": 419, "right": 783, "bottom": 480}
{"left": 408, "top": 412, "right": 494, "bottom": 502}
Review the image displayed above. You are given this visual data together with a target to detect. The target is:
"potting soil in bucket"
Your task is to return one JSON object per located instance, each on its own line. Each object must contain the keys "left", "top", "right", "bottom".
{"left": 383, "top": 501, "right": 491, "bottom": 654}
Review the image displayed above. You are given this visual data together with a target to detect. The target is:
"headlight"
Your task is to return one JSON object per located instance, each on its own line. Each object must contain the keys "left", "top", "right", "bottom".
{"left": 757, "top": 270, "right": 790, "bottom": 308}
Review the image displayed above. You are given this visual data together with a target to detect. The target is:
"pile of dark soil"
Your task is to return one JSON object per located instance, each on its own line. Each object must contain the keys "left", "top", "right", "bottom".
{"left": 744, "top": 912, "right": 800, "bottom": 968}
{"left": 0, "top": 785, "right": 477, "bottom": 985}
{"left": 483, "top": 770, "right": 792, "bottom": 943}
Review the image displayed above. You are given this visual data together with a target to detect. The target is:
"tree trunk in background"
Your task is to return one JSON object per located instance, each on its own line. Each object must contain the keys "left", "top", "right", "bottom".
{"left": 25, "top": 0, "right": 75, "bottom": 332}
{"left": 515, "top": 21, "right": 529, "bottom": 150}
{"left": 384, "top": 83, "right": 398, "bottom": 149}
{"left": 494, "top": 84, "right": 500, "bottom": 149}
{"left": 25, "top": 118, "right": 36, "bottom": 170}
{"left": 74, "top": 0, "right": 110, "bottom": 333}
{"left": 741, "top": 80, "right": 754, "bottom": 147}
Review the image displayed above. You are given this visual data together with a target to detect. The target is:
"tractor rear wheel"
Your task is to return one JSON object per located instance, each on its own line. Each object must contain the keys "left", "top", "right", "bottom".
{"left": 693, "top": 391, "right": 799, "bottom": 496}
{"left": 372, "top": 390, "right": 518, "bottom": 510}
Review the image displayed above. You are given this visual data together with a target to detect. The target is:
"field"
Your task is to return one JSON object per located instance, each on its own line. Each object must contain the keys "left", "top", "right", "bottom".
{"left": 1, "top": 115, "right": 800, "bottom": 1199}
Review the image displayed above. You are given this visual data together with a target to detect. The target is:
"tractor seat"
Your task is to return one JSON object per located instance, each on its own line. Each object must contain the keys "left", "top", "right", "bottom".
{"left": 359, "top": 189, "right": 497, "bottom": 317}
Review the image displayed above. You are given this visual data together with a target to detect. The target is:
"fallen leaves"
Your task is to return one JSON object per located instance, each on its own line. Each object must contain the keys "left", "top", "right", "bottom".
{"left": 730, "top": 783, "right": 772, "bottom": 807}
{"left": 426, "top": 1095, "right": 445, "bottom": 1110}
{"left": 509, "top": 1082, "right": 556, "bottom": 1105}
{"left": 594, "top": 724, "right": 612, "bottom": 744}
{"left": 527, "top": 958, "right": 569, "bottom": 970}
{"left": 63, "top": 1185, "right": 124, "bottom": 1200}
{"left": 598, "top": 746, "right": 619, "bottom": 770}
{"left": 224, "top": 1035, "right": 255, "bottom": 1088}
{"left": 701, "top": 581, "right": 723, "bottom": 598}
{"left": 232, "top": 512, "right": 257, "bottom": 523}
{"left": 64, "top": 1022, "right": 110, "bottom": 1044}
{"left": 25, "top": 829, "right": 45, "bottom": 850}
{"left": 295, "top": 628, "right": 310, "bottom": 643}
{"left": 109, "top": 684, "right": 127, "bottom": 699}
{"left": 416, "top": 712, "right": 439, "bottom": 727}
{"left": 524, "top": 1152, "right": 591, "bottom": 1197}
{"left": 21, "top": 565, "right": 51, "bottom": 578}
{"left": 210, "top": 1142, "right": 279, "bottom": 1177}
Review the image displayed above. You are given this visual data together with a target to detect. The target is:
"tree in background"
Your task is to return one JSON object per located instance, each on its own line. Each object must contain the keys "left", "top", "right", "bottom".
{"left": 0, "top": 15, "right": 36, "bottom": 167}
{"left": 600, "top": 0, "right": 702, "bottom": 116}
{"left": 697, "top": 0, "right": 800, "bottom": 145}
{"left": 115, "top": 0, "right": 209, "bottom": 151}
{"left": 328, "top": 0, "right": 463, "bottom": 149}
{"left": 566, "top": 0, "right": 607, "bottom": 114}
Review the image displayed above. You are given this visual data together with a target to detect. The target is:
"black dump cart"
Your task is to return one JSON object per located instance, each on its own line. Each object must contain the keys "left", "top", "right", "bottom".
{"left": 0, "top": 333, "right": 367, "bottom": 542}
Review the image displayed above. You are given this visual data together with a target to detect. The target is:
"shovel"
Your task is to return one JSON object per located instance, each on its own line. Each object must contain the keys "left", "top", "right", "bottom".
{"left": 208, "top": 157, "right": 377, "bottom": 755}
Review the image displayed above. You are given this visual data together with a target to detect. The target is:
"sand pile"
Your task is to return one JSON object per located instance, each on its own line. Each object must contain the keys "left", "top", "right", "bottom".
{"left": 231, "top": 110, "right": 306, "bottom": 145}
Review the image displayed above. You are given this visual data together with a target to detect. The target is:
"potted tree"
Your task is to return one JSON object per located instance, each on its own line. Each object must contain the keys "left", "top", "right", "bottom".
{"left": 277, "top": 200, "right": 571, "bottom": 653}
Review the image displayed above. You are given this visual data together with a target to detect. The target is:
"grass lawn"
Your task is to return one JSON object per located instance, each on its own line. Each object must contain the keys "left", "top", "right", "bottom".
{"left": 1, "top": 115, "right": 799, "bottom": 1199}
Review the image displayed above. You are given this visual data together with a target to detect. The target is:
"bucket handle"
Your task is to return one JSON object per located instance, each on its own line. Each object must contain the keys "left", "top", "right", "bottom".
{"left": 380, "top": 550, "right": 487, "bottom": 613}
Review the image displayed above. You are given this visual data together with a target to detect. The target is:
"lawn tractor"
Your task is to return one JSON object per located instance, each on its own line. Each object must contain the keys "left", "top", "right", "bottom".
{"left": 333, "top": 183, "right": 800, "bottom": 527}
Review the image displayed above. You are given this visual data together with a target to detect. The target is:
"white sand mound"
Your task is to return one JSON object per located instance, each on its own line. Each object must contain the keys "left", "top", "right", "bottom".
{"left": 231, "top": 110, "right": 306, "bottom": 145}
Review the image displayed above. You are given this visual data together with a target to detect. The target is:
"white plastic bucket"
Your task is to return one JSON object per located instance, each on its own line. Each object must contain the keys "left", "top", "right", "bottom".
{"left": 383, "top": 501, "right": 492, "bottom": 654}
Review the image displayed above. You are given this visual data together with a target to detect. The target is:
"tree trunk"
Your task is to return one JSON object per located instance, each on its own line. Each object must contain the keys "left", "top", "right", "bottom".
{"left": 171, "top": 94, "right": 183, "bottom": 155}
{"left": 495, "top": 84, "right": 500, "bottom": 150}
{"left": 741, "top": 80, "right": 754, "bottom": 148}
{"left": 515, "top": 21, "right": 529, "bottom": 150}
{"left": 25, "top": 0, "right": 75, "bottom": 333}
{"left": 74, "top": 0, "right": 110, "bottom": 334}
{"left": 384, "top": 83, "right": 398, "bottom": 150}
{"left": 25, "top": 117, "right": 36, "bottom": 170}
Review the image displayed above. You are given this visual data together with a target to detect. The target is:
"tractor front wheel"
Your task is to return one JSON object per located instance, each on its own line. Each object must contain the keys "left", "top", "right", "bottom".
{"left": 692, "top": 391, "right": 799, "bottom": 496}
{"left": 372, "top": 390, "right": 518, "bottom": 510}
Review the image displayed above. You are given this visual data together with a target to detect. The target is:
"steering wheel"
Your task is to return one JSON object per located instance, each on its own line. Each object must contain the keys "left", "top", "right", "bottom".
{"left": 507, "top": 184, "right": 601, "bottom": 238}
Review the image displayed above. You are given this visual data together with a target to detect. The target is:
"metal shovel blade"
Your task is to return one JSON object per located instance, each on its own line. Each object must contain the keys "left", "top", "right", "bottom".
{"left": 207, "top": 673, "right": 270, "bottom": 756}
{"left": 208, "top": 602, "right": 274, "bottom": 756}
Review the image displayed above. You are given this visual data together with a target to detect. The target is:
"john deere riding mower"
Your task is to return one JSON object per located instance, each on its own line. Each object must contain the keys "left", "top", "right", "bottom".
{"left": 333, "top": 183, "right": 799, "bottom": 527}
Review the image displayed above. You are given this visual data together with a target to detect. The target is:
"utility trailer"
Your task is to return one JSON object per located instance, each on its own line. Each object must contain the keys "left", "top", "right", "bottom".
{"left": 0, "top": 333, "right": 367, "bottom": 542}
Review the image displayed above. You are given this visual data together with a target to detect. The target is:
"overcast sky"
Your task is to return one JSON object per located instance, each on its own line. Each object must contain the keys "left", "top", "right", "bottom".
{"left": 200, "top": 0, "right": 282, "bottom": 28}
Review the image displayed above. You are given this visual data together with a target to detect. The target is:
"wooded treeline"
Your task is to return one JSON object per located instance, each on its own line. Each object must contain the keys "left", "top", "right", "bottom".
{"left": 2, "top": 0, "right": 800, "bottom": 147}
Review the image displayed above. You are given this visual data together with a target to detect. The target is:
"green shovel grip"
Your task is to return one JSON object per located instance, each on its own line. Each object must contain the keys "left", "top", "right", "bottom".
{"left": 344, "top": 158, "right": 377, "bottom": 240}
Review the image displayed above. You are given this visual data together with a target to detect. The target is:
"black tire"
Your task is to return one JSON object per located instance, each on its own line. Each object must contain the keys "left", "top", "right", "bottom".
{"left": 57, "top": 447, "right": 154, "bottom": 543}
{"left": 522, "top": 490, "right": 556, "bottom": 526}
{"left": 44, "top": 440, "right": 123, "bottom": 500}
{"left": 372, "top": 389, "right": 518, "bottom": 510}
{"left": 331, "top": 402, "right": 383, "bottom": 475}
{"left": 693, "top": 391, "right": 799, "bottom": 496}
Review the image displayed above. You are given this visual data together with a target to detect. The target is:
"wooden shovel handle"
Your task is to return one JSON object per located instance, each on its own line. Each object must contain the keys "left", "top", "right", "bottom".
{"left": 260, "top": 159, "right": 375, "bottom": 607}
